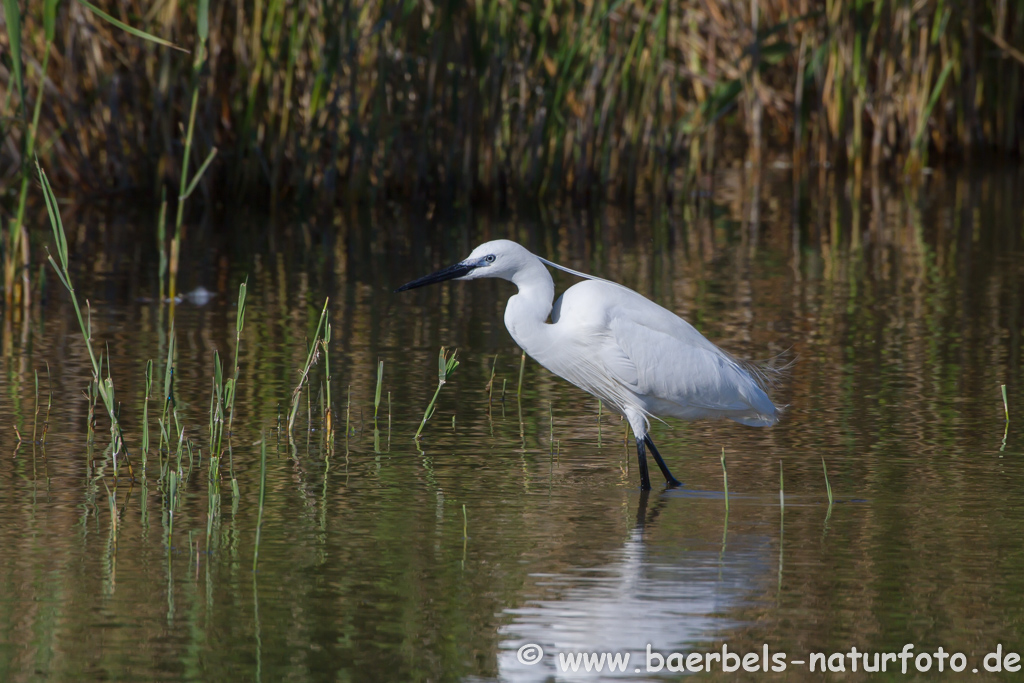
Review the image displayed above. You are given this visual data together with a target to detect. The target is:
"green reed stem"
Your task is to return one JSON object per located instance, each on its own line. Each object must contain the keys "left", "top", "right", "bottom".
{"left": 486, "top": 354, "right": 498, "bottom": 403}
{"left": 159, "top": 329, "right": 176, "bottom": 456}
{"left": 822, "top": 457, "right": 833, "bottom": 508}
{"left": 721, "top": 447, "right": 729, "bottom": 513}
{"left": 253, "top": 434, "right": 267, "bottom": 572}
{"left": 287, "top": 298, "right": 329, "bottom": 434}
{"left": 322, "top": 322, "right": 333, "bottom": 444}
{"left": 41, "top": 363, "right": 51, "bottom": 448}
{"left": 170, "top": 3, "right": 210, "bottom": 304}
{"left": 345, "top": 385, "right": 351, "bottom": 443}
{"left": 374, "top": 360, "right": 384, "bottom": 421}
{"left": 157, "top": 189, "right": 167, "bottom": 303}
{"left": 167, "top": 469, "right": 178, "bottom": 546}
{"left": 225, "top": 280, "right": 248, "bottom": 479}
{"left": 548, "top": 401, "right": 554, "bottom": 452}
{"left": 206, "top": 451, "right": 220, "bottom": 553}
{"left": 31, "top": 369, "right": 39, "bottom": 445}
{"left": 517, "top": 351, "right": 526, "bottom": 398}
{"left": 209, "top": 350, "right": 224, "bottom": 453}
{"left": 142, "top": 359, "right": 153, "bottom": 470}
{"left": 779, "top": 461, "right": 785, "bottom": 513}
{"left": 415, "top": 347, "right": 459, "bottom": 440}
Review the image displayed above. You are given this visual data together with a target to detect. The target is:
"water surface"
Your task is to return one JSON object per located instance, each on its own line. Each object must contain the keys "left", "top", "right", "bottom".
{"left": 1, "top": 166, "right": 1023, "bottom": 681}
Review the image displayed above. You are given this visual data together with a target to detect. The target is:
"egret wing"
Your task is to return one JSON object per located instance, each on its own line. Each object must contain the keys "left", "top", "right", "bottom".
{"left": 608, "top": 313, "right": 776, "bottom": 423}
{"left": 547, "top": 279, "right": 776, "bottom": 425}
{"left": 533, "top": 327, "right": 641, "bottom": 415}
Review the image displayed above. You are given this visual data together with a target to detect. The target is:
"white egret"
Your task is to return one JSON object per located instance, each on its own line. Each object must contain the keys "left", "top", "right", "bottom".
{"left": 397, "top": 240, "right": 779, "bottom": 490}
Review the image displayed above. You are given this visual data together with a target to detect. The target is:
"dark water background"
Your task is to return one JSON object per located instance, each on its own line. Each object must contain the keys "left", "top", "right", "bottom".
{"left": 1, "top": 165, "right": 1023, "bottom": 681}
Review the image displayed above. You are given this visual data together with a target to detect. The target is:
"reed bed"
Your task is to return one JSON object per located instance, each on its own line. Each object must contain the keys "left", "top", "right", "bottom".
{"left": 2, "top": 0, "right": 1023, "bottom": 313}
{"left": 1, "top": 0, "right": 1021, "bottom": 216}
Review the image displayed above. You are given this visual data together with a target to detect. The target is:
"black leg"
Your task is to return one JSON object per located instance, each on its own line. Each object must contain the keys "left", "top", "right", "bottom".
{"left": 644, "top": 435, "right": 682, "bottom": 487}
{"left": 635, "top": 437, "right": 652, "bottom": 490}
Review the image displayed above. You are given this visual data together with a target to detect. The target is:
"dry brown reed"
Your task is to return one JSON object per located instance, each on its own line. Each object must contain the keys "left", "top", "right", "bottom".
{"left": 0, "top": 0, "right": 1021, "bottom": 218}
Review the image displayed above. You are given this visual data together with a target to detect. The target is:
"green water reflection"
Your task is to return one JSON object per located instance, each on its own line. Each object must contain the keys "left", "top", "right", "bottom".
{"left": 1, "top": 166, "right": 1023, "bottom": 681}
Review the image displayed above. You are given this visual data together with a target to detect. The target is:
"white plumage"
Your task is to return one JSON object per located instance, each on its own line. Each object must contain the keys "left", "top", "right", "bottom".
{"left": 398, "top": 239, "right": 779, "bottom": 489}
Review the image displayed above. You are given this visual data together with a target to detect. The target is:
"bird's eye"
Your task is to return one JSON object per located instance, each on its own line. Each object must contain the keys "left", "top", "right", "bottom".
{"left": 485, "top": 254, "right": 496, "bottom": 263}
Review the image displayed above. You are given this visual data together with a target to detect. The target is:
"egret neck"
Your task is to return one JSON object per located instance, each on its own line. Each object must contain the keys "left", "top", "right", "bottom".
{"left": 503, "top": 254, "right": 555, "bottom": 352}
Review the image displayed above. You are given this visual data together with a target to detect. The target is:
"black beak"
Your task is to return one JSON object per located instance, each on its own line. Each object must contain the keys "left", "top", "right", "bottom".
{"left": 395, "top": 261, "right": 476, "bottom": 292}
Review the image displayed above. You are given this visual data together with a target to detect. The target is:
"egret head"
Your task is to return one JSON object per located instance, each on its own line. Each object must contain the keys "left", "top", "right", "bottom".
{"left": 396, "top": 240, "right": 534, "bottom": 291}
